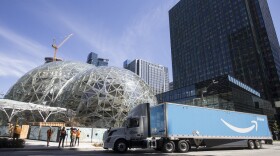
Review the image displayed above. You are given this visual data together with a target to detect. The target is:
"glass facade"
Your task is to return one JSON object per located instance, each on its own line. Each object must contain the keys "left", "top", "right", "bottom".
{"left": 169, "top": 0, "right": 280, "bottom": 104}
{"left": 87, "top": 52, "right": 109, "bottom": 66}
{"left": 156, "top": 75, "right": 276, "bottom": 120}
{"left": 87, "top": 52, "right": 98, "bottom": 65}
{"left": 97, "top": 58, "right": 109, "bottom": 66}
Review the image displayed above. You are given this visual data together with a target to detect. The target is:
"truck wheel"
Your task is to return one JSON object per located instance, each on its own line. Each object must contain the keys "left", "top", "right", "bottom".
{"left": 248, "top": 140, "right": 255, "bottom": 149}
{"left": 114, "top": 139, "right": 127, "bottom": 153}
{"left": 176, "top": 140, "right": 190, "bottom": 153}
{"left": 162, "top": 141, "right": 175, "bottom": 153}
{"left": 254, "top": 140, "right": 262, "bottom": 149}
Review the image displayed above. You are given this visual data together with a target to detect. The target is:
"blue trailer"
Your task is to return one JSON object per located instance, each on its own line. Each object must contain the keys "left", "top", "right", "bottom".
{"left": 103, "top": 103, "right": 272, "bottom": 153}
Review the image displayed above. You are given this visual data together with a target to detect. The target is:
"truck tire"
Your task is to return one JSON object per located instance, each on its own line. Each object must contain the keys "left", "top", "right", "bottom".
{"left": 162, "top": 141, "right": 175, "bottom": 153}
{"left": 176, "top": 140, "right": 190, "bottom": 153}
{"left": 248, "top": 140, "right": 255, "bottom": 149}
{"left": 254, "top": 140, "right": 262, "bottom": 149}
{"left": 113, "top": 139, "right": 127, "bottom": 153}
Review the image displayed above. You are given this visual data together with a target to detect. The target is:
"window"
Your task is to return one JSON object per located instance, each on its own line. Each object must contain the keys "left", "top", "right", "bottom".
{"left": 255, "top": 102, "right": 259, "bottom": 109}
{"left": 128, "top": 118, "right": 139, "bottom": 128}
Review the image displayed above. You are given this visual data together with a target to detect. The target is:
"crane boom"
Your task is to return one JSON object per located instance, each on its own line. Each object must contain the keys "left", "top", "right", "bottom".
{"left": 52, "top": 33, "right": 73, "bottom": 61}
{"left": 57, "top": 34, "right": 73, "bottom": 48}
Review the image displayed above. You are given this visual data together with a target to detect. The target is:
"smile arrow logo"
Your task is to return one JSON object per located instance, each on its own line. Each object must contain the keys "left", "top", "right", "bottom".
{"left": 221, "top": 119, "right": 258, "bottom": 133}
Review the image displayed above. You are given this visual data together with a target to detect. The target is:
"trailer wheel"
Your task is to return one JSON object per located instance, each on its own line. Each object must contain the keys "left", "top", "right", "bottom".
{"left": 113, "top": 139, "right": 127, "bottom": 153}
{"left": 248, "top": 140, "right": 255, "bottom": 149}
{"left": 162, "top": 141, "right": 175, "bottom": 153}
{"left": 254, "top": 140, "right": 262, "bottom": 149}
{"left": 176, "top": 140, "right": 190, "bottom": 153}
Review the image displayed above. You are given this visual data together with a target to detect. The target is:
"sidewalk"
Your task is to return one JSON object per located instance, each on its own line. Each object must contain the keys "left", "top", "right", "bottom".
{"left": 0, "top": 139, "right": 104, "bottom": 151}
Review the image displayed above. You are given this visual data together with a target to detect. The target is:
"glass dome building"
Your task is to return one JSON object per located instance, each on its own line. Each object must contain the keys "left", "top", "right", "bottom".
{"left": 5, "top": 61, "right": 93, "bottom": 105}
{"left": 4, "top": 62, "right": 157, "bottom": 128}
{"left": 55, "top": 66, "right": 157, "bottom": 128}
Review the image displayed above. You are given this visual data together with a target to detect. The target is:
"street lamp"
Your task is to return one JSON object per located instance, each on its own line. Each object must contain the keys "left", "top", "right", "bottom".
{"left": 201, "top": 80, "right": 218, "bottom": 106}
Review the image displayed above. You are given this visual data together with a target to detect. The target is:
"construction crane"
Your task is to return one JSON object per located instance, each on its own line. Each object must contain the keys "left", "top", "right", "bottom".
{"left": 52, "top": 33, "right": 73, "bottom": 61}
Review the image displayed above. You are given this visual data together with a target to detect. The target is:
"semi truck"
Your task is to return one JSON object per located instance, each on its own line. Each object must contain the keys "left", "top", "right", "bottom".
{"left": 103, "top": 103, "right": 272, "bottom": 153}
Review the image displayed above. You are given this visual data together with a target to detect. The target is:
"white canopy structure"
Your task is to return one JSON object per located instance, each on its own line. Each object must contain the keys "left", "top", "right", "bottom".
{"left": 0, "top": 99, "right": 67, "bottom": 122}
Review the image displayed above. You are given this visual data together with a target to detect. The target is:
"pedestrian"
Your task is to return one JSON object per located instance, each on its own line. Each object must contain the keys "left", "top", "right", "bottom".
{"left": 13, "top": 125, "right": 21, "bottom": 141}
{"left": 75, "top": 129, "right": 81, "bottom": 146}
{"left": 8, "top": 123, "right": 14, "bottom": 138}
{"left": 47, "top": 127, "right": 53, "bottom": 147}
{"left": 58, "top": 127, "right": 66, "bottom": 148}
{"left": 70, "top": 127, "right": 76, "bottom": 147}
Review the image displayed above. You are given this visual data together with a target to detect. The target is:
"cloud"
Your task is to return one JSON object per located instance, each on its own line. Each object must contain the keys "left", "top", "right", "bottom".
{"left": 0, "top": 26, "right": 49, "bottom": 58}
{"left": 0, "top": 26, "right": 50, "bottom": 77}
{"left": 39, "top": 0, "right": 179, "bottom": 67}
{"left": 0, "top": 52, "right": 37, "bottom": 77}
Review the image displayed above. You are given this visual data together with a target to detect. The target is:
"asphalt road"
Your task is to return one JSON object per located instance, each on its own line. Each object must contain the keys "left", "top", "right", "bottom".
{"left": 1, "top": 143, "right": 280, "bottom": 156}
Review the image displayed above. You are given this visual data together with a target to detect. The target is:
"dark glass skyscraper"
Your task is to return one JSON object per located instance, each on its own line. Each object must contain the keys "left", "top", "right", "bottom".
{"left": 87, "top": 52, "right": 109, "bottom": 67}
{"left": 169, "top": 0, "right": 280, "bottom": 103}
{"left": 87, "top": 52, "right": 98, "bottom": 65}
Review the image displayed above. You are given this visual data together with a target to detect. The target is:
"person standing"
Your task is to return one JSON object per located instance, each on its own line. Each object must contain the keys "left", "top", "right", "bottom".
{"left": 13, "top": 125, "right": 21, "bottom": 141}
{"left": 75, "top": 129, "right": 81, "bottom": 146}
{"left": 47, "top": 127, "right": 53, "bottom": 147}
{"left": 70, "top": 127, "right": 76, "bottom": 147}
{"left": 58, "top": 127, "right": 66, "bottom": 148}
{"left": 8, "top": 123, "right": 14, "bottom": 138}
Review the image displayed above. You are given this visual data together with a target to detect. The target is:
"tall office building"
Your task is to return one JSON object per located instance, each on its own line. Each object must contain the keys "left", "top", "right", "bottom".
{"left": 87, "top": 52, "right": 109, "bottom": 67}
{"left": 124, "top": 59, "right": 169, "bottom": 95}
{"left": 169, "top": 0, "right": 280, "bottom": 106}
{"left": 87, "top": 52, "right": 98, "bottom": 65}
{"left": 97, "top": 58, "right": 109, "bottom": 66}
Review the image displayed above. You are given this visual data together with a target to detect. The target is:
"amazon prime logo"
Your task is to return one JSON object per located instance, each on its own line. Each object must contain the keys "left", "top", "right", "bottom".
{"left": 221, "top": 118, "right": 258, "bottom": 133}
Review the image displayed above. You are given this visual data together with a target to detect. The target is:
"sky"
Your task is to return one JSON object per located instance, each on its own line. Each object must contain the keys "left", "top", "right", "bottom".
{"left": 0, "top": 0, "right": 280, "bottom": 95}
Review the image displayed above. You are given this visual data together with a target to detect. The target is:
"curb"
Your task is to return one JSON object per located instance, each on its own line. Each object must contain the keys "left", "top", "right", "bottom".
{"left": 0, "top": 147, "right": 104, "bottom": 152}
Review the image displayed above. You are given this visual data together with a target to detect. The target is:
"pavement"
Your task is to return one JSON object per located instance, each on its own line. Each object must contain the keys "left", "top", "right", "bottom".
{"left": 0, "top": 139, "right": 104, "bottom": 151}
{"left": 1, "top": 139, "right": 280, "bottom": 154}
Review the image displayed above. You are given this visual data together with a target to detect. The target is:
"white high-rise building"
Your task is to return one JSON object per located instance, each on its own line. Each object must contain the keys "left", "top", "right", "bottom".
{"left": 124, "top": 59, "right": 169, "bottom": 95}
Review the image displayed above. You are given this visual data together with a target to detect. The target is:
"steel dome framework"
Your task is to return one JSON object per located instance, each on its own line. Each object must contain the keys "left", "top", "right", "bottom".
{"left": 55, "top": 66, "right": 157, "bottom": 128}
{"left": 5, "top": 61, "right": 93, "bottom": 105}
{"left": 4, "top": 62, "right": 157, "bottom": 127}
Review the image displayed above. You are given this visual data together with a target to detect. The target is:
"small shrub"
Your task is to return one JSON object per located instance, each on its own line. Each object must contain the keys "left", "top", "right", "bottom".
{"left": 0, "top": 138, "right": 25, "bottom": 148}
{"left": 0, "top": 138, "right": 8, "bottom": 148}
{"left": 13, "top": 139, "right": 25, "bottom": 148}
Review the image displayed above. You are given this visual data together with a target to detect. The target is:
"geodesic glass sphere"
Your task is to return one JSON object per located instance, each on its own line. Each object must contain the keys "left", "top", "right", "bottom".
{"left": 5, "top": 61, "right": 94, "bottom": 105}
{"left": 54, "top": 66, "right": 157, "bottom": 128}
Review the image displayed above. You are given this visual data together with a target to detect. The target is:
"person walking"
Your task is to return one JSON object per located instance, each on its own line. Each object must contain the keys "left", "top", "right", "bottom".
{"left": 70, "top": 127, "right": 76, "bottom": 147}
{"left": 58, "top": 127, "right": 66, "bottom": 148}
{"left": 75, "top": 129, "right": 81, "bottom": 146}
{"left": 47, "top": 127, "right": 53, "bottom": 147}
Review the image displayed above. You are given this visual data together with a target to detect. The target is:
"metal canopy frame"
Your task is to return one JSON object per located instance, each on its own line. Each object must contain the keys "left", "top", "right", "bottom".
{"left": 0, "top": 99, "right": 67, "bottom": 122}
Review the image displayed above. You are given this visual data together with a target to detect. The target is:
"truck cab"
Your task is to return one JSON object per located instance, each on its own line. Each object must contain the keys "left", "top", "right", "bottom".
{"left": 103, "top": 103, "right": 151, "bottom": 152}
